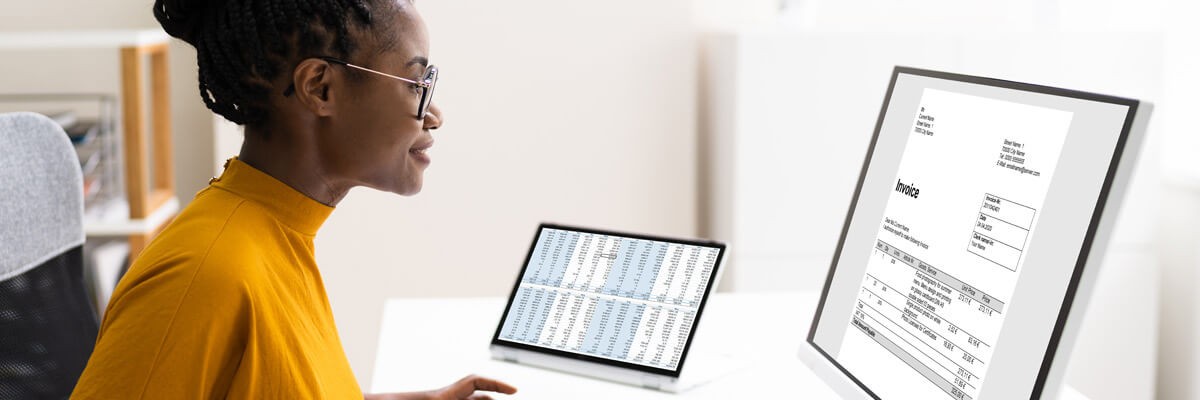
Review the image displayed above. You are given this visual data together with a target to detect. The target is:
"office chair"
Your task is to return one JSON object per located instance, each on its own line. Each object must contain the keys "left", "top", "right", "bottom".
{"left": 0, "top": 112, "right": 99, "bottom": 399}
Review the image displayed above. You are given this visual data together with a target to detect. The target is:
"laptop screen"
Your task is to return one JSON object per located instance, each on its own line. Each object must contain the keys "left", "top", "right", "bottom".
{"left": 492, "top": 224, "right": 726, "bottom": 376}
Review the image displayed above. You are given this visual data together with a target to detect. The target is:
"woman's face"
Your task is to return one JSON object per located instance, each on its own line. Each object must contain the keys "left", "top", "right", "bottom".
{"left": 321, "top": 2, "right": 442, "bottom": 196}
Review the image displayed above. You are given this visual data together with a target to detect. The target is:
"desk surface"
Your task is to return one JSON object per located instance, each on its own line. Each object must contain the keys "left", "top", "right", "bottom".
{"left": 371, "top": 292, "right": 1086, "bottom": 399}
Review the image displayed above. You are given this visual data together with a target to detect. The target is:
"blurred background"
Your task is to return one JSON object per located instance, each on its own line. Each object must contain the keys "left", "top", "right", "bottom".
{"left": 1, "top": 0, "right": 1197, "bottom": 398}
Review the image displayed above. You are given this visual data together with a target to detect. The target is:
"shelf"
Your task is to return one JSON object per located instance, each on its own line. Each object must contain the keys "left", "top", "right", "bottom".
{"left": 84, "top": 195, "right": 179, "bottom": 237}
{"left": 0, "top": 30, "right": 169, "bottom": 50}
{"left": 0, "top": 28, "right": 177, "bottom": 260}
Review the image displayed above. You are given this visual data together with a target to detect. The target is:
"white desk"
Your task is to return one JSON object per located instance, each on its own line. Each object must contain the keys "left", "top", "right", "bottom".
{"left": 371, "top": 292, "right": 1087, "bottom": 399}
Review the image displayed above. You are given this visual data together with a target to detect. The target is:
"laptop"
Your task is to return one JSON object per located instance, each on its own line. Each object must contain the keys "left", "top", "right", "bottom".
{"left": 489, "top": 223, "right": 728, "bottom": 392}
{"left": 799, "top": 67, "right": 1151, "bottom": 399}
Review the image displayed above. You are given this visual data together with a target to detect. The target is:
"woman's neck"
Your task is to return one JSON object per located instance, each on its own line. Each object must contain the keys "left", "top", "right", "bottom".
{"left": 237, "top": 128, "right": 350, "bottom": 207}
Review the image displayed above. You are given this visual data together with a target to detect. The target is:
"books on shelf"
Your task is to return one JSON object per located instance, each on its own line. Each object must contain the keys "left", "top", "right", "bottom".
{"left": 65, "top": 118, "right": 100, "bottom": 145}
{"left": 0, "top": 93, "right": 175, "bottom": 237}
{"left": 1, "top": 96, "right": 125, "bottom": 221}
{"left": 45, "top": 110, "right": 78, "bottom": 130}
{"left": 49, "top": 115, "right": 113, "bottom": 207}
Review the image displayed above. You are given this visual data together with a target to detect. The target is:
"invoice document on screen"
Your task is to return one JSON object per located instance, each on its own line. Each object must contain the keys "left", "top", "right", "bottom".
{"left": 837, "top": 88, "right": 1074, "bottom": 400}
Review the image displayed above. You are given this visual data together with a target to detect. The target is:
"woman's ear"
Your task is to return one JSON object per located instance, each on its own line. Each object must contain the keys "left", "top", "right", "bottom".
{"left": 291, "top": 58, "right": 338, "bottom": 117}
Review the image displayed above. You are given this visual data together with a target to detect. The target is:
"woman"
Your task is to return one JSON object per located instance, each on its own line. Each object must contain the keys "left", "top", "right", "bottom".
{"left": 72, "top": 0, "right": 516, "bottom": 399}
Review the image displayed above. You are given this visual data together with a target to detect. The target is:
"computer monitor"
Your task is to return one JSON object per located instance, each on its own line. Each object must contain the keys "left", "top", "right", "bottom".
{"left": 801, "top": 67, "right": 1151, "bottom": 400}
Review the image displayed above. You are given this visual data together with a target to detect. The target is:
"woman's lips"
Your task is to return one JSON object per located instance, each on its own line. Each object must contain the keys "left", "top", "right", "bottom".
{"left": 410, "top": 141, "right": 433, "bottom": 164}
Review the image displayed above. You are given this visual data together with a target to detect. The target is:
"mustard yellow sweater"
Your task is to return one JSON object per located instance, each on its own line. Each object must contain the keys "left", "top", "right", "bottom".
{"left": 73, "top": 158, "right": 361, "bottom": 399}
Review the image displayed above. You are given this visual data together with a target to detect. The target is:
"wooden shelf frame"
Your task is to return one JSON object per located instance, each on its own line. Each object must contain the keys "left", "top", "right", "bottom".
{"left": 119, "top": 40, "right": 176, "bottom": 258}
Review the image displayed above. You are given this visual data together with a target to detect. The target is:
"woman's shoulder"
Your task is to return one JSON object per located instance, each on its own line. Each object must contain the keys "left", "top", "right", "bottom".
{"left": 117, "top": 192, "right": 283, "bottom": 294}
{"left": 165, "top": 186, "right": 285, "bottom": 240}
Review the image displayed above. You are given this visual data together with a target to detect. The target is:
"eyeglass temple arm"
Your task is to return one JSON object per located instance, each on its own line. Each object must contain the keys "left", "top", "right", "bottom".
{"left": 321, "top": 57, "right": 431, "bottom": 88}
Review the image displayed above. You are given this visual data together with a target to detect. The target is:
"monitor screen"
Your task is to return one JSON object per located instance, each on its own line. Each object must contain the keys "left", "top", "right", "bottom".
{"left": 493, "top": 224, "right": 725, "bottom": 375}
{"left": 808, "top": 68, "right": 1139, "bottom": 400}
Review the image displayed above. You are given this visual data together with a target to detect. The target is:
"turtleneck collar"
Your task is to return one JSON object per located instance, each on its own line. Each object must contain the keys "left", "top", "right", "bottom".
{"left": 208, "top": 157, "right": 333, "bottom": 236}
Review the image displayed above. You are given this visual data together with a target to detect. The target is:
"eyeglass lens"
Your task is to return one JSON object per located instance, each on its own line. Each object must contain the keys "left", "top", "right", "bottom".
{"left": 418, "top": 66, "right": 437, "bottom": 119}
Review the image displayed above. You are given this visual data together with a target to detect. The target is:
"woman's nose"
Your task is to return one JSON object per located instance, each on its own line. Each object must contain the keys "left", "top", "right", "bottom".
{"left": 423, "top": 102, "right": 443, "bottom": 130}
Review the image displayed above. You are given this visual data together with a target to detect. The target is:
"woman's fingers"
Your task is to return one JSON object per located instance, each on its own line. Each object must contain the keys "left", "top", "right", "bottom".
{"left": 465, "top": 375, "right": 517, "bottom": 394}
{"left": 442, "top": 374, "right": 517, "bottom": 399}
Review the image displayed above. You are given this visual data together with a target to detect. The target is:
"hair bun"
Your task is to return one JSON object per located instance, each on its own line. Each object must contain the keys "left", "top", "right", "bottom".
{"left": 152, "top": 0, "right": 219, "bottom": 46}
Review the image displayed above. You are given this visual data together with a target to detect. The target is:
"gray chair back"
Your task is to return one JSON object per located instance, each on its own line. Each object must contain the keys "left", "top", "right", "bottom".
{"left": 1, "top": 111, "right": 84, "bottom": 277}
{"left": 0, "top": 111, "right": 98, "bottom": 399}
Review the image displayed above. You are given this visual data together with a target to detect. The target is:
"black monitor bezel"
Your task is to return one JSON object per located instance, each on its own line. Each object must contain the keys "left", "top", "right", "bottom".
{"left": 805, "top": 66, "right": 1140, "bottom": 399}
{"left": 491, "top": 222, "right": 727, "bottom": 378}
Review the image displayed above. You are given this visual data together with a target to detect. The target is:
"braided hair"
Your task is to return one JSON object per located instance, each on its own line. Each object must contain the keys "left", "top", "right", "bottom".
{"left": 153, "top": 0, "right": 396, "bottom": 126}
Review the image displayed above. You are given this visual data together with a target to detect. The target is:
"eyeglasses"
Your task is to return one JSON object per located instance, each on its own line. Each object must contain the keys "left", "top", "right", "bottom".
{"left": 283, "top": 56, "right": 439, "bottom": 119}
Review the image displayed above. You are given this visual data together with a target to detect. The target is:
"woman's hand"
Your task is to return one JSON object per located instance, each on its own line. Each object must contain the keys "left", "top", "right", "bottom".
{"left": 365, "top": 374, "right": 518, "bottom": 400}
{"left": 426, "top": 375, "right": 517, "bottom": 400}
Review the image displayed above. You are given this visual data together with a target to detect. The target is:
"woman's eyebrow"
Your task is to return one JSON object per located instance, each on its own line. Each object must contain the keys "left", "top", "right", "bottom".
{"left": 407, "top": 56, "right": 429, "bottom": 68}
